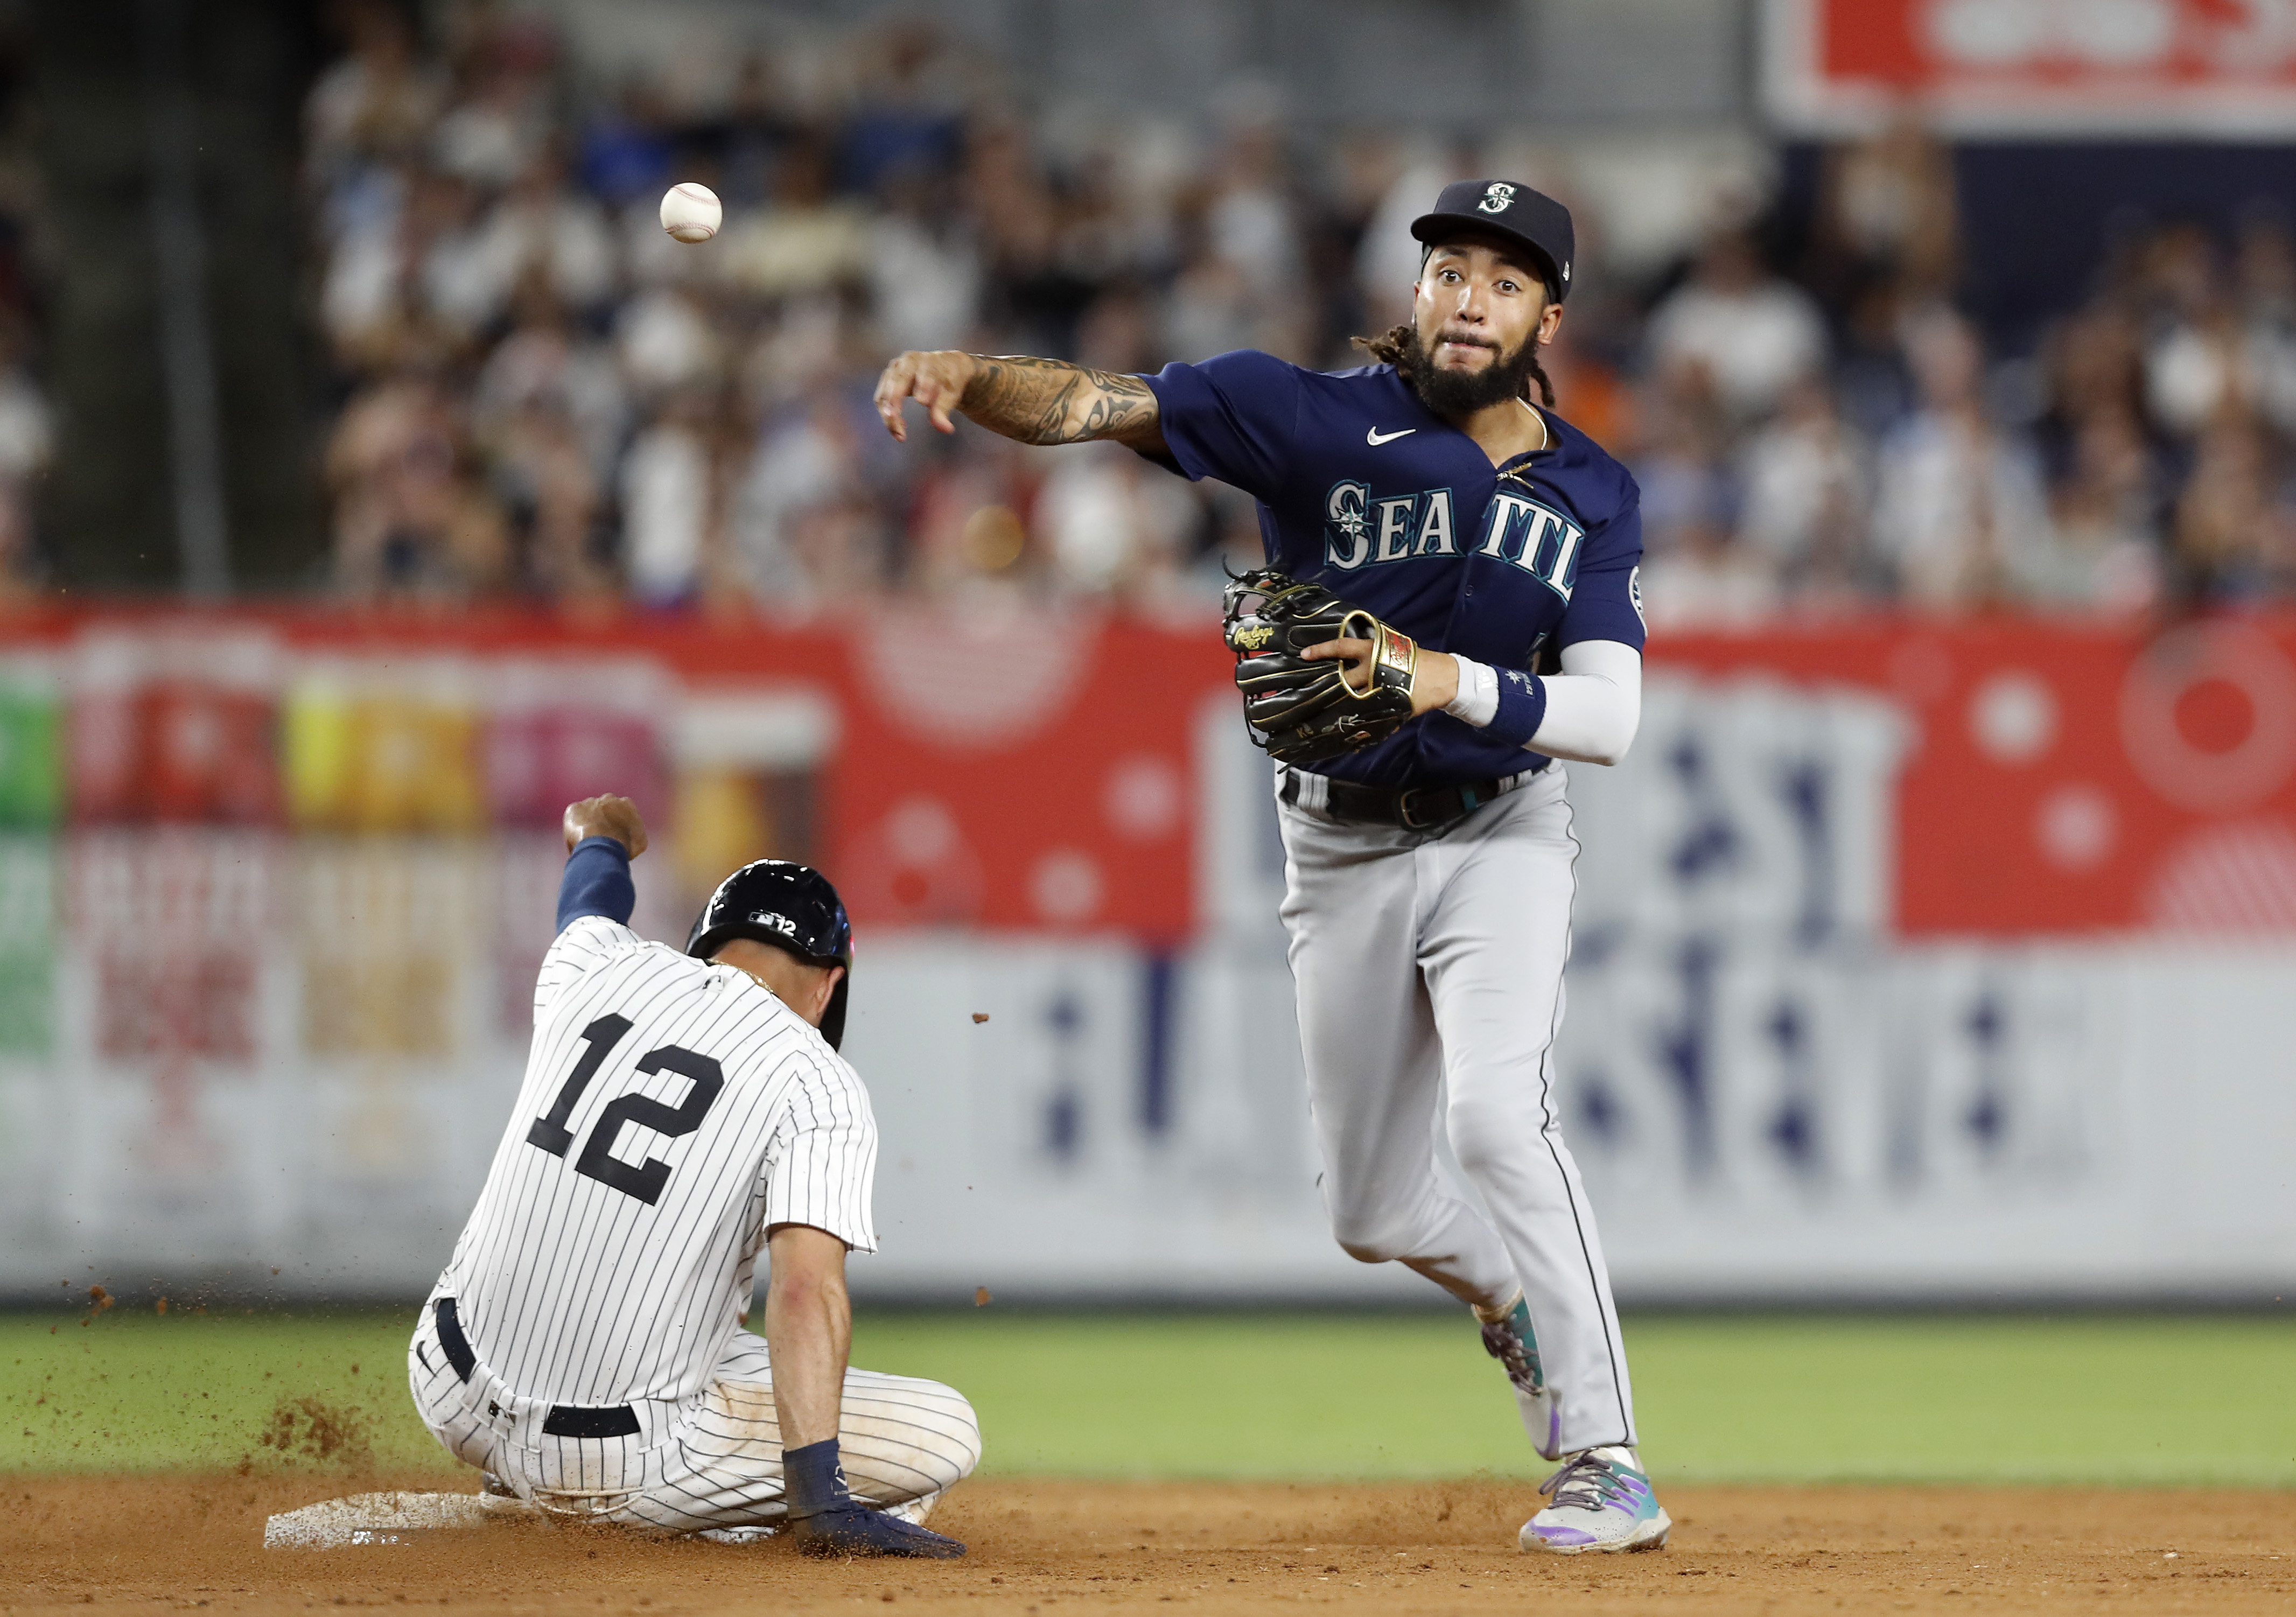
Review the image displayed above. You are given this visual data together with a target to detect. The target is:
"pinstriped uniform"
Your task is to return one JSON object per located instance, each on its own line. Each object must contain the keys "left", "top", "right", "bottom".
{"left": 407, "top": 916, "right": 980, "bottom": 1531}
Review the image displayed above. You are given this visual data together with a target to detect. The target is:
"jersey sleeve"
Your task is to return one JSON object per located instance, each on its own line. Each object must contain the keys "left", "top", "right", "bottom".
{"left": 760, "top": 1053, "right": 879, "bottom": 1253}
{"left": 1138, "top": 349, "right": 1305, "bottom": 501}
{"left": 557, "top": 836, "right": 636, "bottom": 930}
{"left": 1557, "top": 477, "right": 1648, "bottom": 652}
{"left": 533, "top": 914, "right": 647, "bottom": 1022}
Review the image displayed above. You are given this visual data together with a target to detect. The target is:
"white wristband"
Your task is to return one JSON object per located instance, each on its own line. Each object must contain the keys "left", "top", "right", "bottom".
{"left": 1442, "top": 654, "right": 1500, "bottom": 727}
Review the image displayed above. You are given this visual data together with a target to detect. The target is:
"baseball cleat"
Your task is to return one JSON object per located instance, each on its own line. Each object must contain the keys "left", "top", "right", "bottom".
{"left": 1518, "top": 1446, "right": 1670, "bottom": 1555}
{"left": 1475, "top": 1291, "right": 1563, "bottom": 1460}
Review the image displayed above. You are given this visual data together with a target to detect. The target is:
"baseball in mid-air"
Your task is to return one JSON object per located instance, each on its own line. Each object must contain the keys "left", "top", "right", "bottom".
{"left": 659, "top": 182, "right": 722, "bottom": 244}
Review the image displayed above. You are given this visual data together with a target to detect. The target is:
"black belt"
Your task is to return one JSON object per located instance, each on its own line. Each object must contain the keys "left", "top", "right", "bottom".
{"left": 1283, "top": 764, "right": 1539, "bottom": 831}
{"left": 434, "top": 1298, "right": 641, "bottom": 1440}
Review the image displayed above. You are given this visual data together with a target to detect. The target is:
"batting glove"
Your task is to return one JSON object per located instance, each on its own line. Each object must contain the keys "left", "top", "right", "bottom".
{"left": 782, "top": 1438, "right": 965, "bottom": 1559}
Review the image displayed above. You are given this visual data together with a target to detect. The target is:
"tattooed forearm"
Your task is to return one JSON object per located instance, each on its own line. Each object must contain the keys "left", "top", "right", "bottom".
{"left": 960, "top": 356, "right": 1162, "bottom": 448}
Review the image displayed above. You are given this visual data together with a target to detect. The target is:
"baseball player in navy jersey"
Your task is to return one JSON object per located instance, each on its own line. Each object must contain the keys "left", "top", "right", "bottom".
{"left": 875, "top": 179, "right": 1664, "bottom": 1555}
{"left": 409, "top": 793, "right": 978, "bottom": 1556}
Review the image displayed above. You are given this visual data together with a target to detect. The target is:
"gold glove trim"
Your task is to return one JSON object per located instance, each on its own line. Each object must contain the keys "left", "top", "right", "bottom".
{"left": 1335, "top": 610, "right": 1417, "bottom": 700}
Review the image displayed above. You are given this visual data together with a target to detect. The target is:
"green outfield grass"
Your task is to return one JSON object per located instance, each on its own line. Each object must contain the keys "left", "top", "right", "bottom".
{"left": 2, "top": 1307, "right": 2290, "bottom": 1486}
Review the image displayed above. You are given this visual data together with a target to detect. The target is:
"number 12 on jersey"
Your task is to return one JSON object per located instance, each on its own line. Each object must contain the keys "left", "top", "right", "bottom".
{"left": 527, "top": 1014, "right": 726, "bottom": 1206}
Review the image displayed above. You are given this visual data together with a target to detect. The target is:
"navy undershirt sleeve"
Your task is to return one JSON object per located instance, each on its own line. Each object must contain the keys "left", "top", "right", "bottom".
{"left": 557, "top": 836, "right": 635, "bottom": 932}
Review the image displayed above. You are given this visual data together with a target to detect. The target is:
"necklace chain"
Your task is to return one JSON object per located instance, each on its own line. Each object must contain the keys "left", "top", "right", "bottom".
{"left": 1517, "top": 396, "right": 1549, "bottom": 453}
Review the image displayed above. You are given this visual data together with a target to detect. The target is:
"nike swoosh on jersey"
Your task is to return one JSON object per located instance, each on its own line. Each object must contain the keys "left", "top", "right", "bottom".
{"left": 1366, "top": 426, "right": 1417, "bottom": 446}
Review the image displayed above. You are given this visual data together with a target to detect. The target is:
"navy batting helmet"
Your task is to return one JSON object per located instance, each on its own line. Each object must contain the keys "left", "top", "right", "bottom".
{"left": 685, "top": 860, "right": 853, "bottom": 1050}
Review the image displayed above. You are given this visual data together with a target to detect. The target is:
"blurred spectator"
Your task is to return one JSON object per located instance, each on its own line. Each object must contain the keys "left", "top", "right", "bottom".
{"left": 285, "top": 12, "right": 2296, "bottom": 624}
{"left": 1871, "top": 311, "right": 2056, "bottom": 608}
{"left": 1737, "top": 374, "right": 1874, "bottom": 602}
{"left": 430, "top": 17, "right": 555, "bottom": 189}
{"left": 2235, "top": 215, "right": 2296, "bottom": 438}
{"left": 1632, "top": 367, "right": 1735, "bottom": 560}
{"left": 466, "top": 151, "right": 617, "bottom": 316}
{"left": 708, "top": 54, "right": 800, "bottom": 209}
{"left": 306, "top": 2, "right": 444, "bottom": 187}
{"left": 1641, "top": 523, "right": 1781, "bottom": 629}
{"left": 618, "top": 285, "right": 720, "bottom": 394}
{"left": 868, "top": 166, "right": 983, "bottom": 354}
{"left": 1198, "top": 108, "right": 1311, "bottom": 360}
{"left": 2136, "top": 222, "right": 2242, "bottom": 438}
{"left": 839, "top": 18, "right": 970, "bottom": 195}
{"left": 472, "top": 277, "right": 629, "bottom": 477}
{"left": 1034, "top": 442, "right": 1200, "bottom": 602}
{"left": 1647, "top": 227, "right": 1828, "bottom": 422}
{"left": 731, "top": 392, "right": 887, "bottom": 613}
{"left": 2171, "top": 411, "right": 2290, "bottom": 603}
{"left": 0, "top": 315, "right": 47, "bottom": 596}
{"left": 578, "top": 80, "right": 674, "bottom": 210}
{"left": 1635, "top": 365, "right": 1776, "bottom": 627}
{"left": 328, "top": 368, "right": 509, "bottom": 597}
{"left": 491, "top": 395, "right": 605, "bottom": 598}
{"left": 717, "top": 137, "right": 871, "bottom": 299}
{"left": 2045, "top": 406, "right": 2163, "bottom": 611}
{"left": 1808, "top": 114, "right": 1958, "bottom": 312}
{"left": 622, "top": 387, "right": 718, "bottom": 605}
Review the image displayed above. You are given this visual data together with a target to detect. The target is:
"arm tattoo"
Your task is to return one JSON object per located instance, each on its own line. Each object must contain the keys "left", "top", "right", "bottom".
{"left": 960, "top": 355, "right": 1159, "bottom": 446}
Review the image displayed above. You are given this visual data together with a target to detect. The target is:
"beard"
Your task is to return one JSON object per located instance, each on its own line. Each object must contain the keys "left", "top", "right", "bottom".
{"left": 1400, "top": 324, "right": 1542, "bottom": 417}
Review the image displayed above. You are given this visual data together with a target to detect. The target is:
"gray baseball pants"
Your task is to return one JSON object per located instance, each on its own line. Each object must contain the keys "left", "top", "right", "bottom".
{"left": 1276, "top": 762, "right": 1638, "bottom": 1456}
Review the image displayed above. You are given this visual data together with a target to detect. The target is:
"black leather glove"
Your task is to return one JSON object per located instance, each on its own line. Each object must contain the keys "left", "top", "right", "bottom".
{"left": 1222, "top": 568, "right": 1421, "bottom": 764}
{"left": 783, "top": 1438, "right": 965, "bottom": 1559}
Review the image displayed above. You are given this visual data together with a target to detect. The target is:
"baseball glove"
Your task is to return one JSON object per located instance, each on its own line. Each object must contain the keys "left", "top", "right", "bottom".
{"left": 1221, "top": 568, "right": 1420, "bottom": 764}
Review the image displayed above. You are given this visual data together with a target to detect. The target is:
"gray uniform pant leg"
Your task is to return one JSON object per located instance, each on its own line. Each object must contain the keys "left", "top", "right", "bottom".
{"left": 1277, "top": 765, "right": 1637, "bottom": 1454}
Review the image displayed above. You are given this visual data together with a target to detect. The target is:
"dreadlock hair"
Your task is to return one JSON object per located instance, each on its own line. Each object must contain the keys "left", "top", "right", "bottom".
{"left": 1352, "top": 323, "right": 1557, "bottom": 409}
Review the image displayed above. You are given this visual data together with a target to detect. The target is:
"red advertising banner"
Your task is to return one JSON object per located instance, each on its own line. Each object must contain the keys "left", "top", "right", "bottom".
{"left": 821, "top": 609, "right": 1220, "bottom": 943}
{"left": 5, "top": 606, "right": 2296, "bottom": 942}
{"left": 0, "top": 604, "right": 1221, "bottom": 944}
{"left": 1660, "top": 615, "right": 2296, "bottom": 934}
{"left": 1766, "top": 0, "right": 2296, "bottom": 134}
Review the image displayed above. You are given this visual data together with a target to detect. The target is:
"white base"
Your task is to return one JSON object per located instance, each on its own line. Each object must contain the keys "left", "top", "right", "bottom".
{"left": 264, "top": 1491, "right": 494, "bottom": 1549}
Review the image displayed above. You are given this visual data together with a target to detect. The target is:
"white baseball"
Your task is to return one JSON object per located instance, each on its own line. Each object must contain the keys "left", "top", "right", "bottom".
{"left": 660, "top": 182, "right": 722, "bottom": 244}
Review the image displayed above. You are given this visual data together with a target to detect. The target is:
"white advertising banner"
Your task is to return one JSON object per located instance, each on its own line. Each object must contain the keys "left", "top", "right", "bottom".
{"left": 2, "top": 676, "right": 2292, "bottom": 1301}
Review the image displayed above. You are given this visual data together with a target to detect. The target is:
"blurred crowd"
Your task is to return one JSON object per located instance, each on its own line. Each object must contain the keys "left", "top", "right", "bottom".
{"left": 0, "top": 15, "right": 49, "bottom": 606}
{"left": 301, "top": 1, "right": 2296, "bottom": 622}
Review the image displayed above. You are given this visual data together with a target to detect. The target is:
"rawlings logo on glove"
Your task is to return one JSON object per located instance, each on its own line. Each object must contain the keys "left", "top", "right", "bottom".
{"left": 1220, "top": 568, "right": 1420, "bottom": 765}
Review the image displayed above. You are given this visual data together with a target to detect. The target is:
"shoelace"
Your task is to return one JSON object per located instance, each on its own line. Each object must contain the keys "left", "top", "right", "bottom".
{"left": 1539, "top": 1452, "right": 1635, "bottom": 1515}
{"left": 1480, "top": 1317, "right": 1546, "bottom": 1395}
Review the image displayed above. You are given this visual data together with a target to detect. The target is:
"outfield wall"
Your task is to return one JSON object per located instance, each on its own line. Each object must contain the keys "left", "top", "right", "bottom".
{"left": 0, "top": 607, "right": 2291, "bottom": 1302}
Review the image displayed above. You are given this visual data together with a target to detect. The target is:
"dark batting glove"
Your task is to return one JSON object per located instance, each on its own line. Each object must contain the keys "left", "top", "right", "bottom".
{"left": 782, "top": 1438, "right": 965, "bottom": 1559}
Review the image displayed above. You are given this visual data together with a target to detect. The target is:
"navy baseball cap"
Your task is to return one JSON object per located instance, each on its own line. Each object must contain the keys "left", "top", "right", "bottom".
{"left": 1411, "top": 179, "right": 1574, "bottom": 303}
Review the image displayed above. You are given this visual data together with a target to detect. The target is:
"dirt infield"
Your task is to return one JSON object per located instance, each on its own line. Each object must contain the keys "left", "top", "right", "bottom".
{"left": 1, "top": 1473, "right": 2288, "bottom": 1615}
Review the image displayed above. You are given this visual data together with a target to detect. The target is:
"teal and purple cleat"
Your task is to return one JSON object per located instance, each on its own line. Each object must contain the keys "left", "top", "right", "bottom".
{"left": 1518, "top": 1446, "right": 1671, "bottom": 1555}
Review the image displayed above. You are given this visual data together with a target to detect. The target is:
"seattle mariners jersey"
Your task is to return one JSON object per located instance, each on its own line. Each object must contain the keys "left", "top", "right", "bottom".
{"left": 1144, "top": 351, "right": 1646, "bottom": 789}
{"left": 430, "top": 912, "right": 877, "bottom": 1415}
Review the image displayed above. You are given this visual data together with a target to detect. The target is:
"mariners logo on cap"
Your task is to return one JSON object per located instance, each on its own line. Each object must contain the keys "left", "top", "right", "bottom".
{"left": 1478, "top": 182, "right": 1516, "bottom": 214}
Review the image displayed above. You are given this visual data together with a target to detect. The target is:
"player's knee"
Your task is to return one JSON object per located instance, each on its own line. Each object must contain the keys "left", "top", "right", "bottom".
{"left": 891, "top": 1381, "right": 983, "bottom": 1494}
{"left": 1327, "top": 1205, "right": 1413, "bottom": 1265}
{"left": 929, "top": 1386, "right": 984, "bottom": 1487}
{"left": 1445, "top": 1087, "right": 1548, "bottom": 1179}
